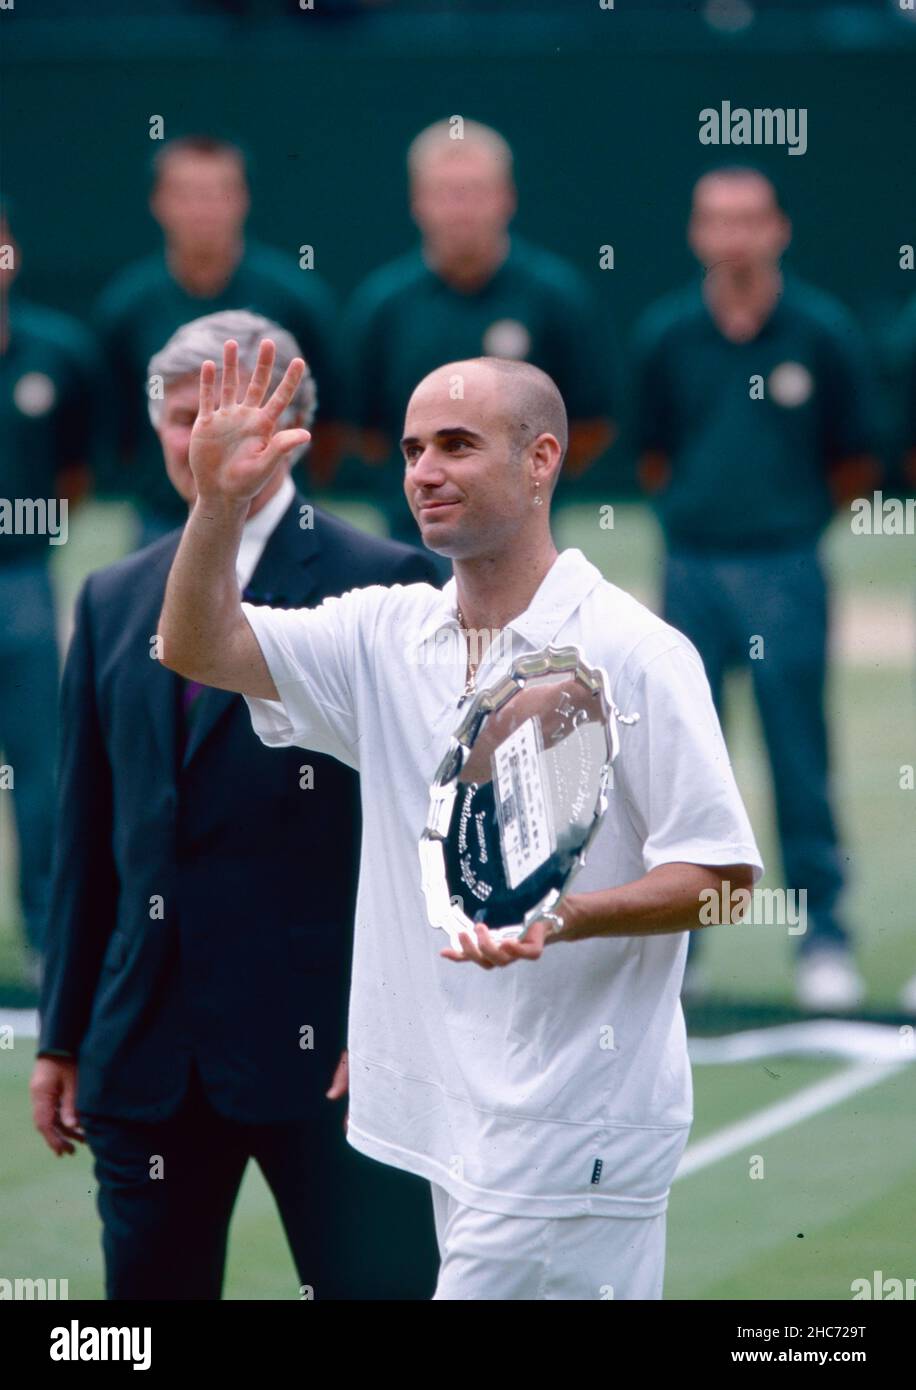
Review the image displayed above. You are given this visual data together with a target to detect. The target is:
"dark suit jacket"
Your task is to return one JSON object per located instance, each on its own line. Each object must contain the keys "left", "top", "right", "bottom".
{"left": 38, "top": 491, "right": 443, "bottom": 1123}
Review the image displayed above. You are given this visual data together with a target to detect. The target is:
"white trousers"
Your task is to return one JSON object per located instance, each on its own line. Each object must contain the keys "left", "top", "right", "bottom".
{"left": 429, "top": 1182, "right": 667, "bottom": 1300}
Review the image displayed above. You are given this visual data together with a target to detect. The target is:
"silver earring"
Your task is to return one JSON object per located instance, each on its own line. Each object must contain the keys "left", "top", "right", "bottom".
{"left": 533, "top": 482, "right": 544, "bottom": 507}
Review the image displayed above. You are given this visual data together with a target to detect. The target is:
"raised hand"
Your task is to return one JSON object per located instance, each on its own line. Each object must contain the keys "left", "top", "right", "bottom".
{"left": 188, "top": 338, "right": 311, "bottom": 503}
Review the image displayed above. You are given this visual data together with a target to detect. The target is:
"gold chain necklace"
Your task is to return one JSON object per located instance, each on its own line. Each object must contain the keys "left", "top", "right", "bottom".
{"left": 456, "top": 604, "right": 478, "bottom": 705}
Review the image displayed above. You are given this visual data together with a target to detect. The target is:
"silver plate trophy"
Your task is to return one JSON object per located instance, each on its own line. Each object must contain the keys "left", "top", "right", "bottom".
{"left": 419, "top": 645, "right": 639, "bottom": 948}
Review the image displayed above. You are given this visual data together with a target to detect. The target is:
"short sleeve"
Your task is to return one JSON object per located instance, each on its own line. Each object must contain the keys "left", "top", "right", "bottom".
{"left": 615, "top": 637, "right": 764, "bottom": 880}
{"left": 241, "top": 590, "right": 368, "bottom": 770}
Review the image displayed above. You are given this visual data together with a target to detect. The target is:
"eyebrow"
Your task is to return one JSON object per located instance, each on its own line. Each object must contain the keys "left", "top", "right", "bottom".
{"left": 400, "top": 426, "right": 486, "bottom": 452}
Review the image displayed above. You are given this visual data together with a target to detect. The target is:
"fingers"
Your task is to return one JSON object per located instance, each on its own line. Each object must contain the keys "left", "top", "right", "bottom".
{"left": 220, "top": 339, "right": 240, "bottom": 409}
{"left": 198, "top": 359, "right": 217, "bottom": 420}
{"left": 61, "top": 1071, "right": 81, "bottom": 1132}
{"left": 263, "top": 356, "right": 306, "bottom": 425}
{"left": 35, "top": 1109, "right": 76, "bottom": 1156}
{"left": 441, "top": 939, "right": 491, "bottom": 965}
{"left": 205, "top": 340, "right": 303, "bottom": 420}
{"left": 326, "top": 1055, "right": 349, "bottom": 1100}
{"left": 440, "top": 925, "right": 512, "bottom": 968}
{"left": 441, "top": 921, "right": 549, "bottom": 967}
{"left": 32, "top": 1071, "right": 86, "bottom": 1153}
{"left": 507, "top": 918, "right": 551, "bottom": 957}
{"left": 243, "top": 339, "right": 277, "bottom": 409}
{"left": 499, "top": 936, "right": 545, "bottom": 962}
{"left": 262, "top": 428, "right": 311, "bottom": 472}
{"left": 477, "top": 924, "right": 539, "bottom": 964}
{"left": 32, "top": 1094, "right": 60, "bottom": 1152}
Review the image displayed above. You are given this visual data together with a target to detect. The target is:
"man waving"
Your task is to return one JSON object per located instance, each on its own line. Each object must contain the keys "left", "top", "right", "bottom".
{"left": 159, "top": 338, "right": 762, "bottom": 1301}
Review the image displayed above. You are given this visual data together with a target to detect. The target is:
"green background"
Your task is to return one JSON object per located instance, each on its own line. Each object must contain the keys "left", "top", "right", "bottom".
{"left": 5, "top": 7, "right": 916, "bottom": 356}
{"left": 2, "top": 1, "right": 914, "bottom": 1302}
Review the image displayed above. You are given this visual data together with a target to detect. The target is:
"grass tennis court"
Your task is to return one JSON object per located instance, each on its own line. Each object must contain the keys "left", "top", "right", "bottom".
{"left": 2, "top": 1035, "right": 913, "bottom": 1299}
{"left": 1, "top": 498, "right": 914, "bottom": 1298}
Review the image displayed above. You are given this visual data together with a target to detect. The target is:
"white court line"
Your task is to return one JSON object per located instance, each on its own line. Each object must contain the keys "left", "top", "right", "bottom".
{"left": 0, "top": 1009, "right": 38, "bottom": 1037}
{"left": 675, "top": 1060, "right": 906, "bottom": 1181}
{"left": 688, "top": 1018, "right": 916, "bottom": 1065}
{"left": 3, "top": 1010, "right": 910, "bottom": 1182}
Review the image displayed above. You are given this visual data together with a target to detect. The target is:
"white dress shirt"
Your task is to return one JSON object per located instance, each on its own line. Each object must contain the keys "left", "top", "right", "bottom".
{"left": 236, "top": 474, "right": 296, "bottom": 590}
{"left": 240, "top": 548, "right": 763, "bottom": 1219}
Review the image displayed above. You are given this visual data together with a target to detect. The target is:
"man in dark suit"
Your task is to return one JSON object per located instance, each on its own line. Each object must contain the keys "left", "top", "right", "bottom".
{"left": 31, "top": 310, "right": 443, "bottom": 1300}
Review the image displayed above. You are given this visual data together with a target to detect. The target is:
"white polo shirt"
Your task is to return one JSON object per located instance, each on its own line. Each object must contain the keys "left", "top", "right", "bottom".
{"left": 241, "top": 547, "right": 763, "bottom": 1219}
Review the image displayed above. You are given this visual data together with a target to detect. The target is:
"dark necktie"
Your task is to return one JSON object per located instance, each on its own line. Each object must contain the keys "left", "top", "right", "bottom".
{"left": 178, "top": 582, "right": 263, "bottom": 746}
{"left": 179, "top": 677, "right": 206, "bottom": 748}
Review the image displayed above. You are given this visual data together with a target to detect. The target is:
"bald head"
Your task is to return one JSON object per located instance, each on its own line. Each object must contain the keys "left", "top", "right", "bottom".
{"left": 430, "top": 357, "right": 568, "bottom": 471}
{"left": 403, "top": 357, "right": 566, "bottom": 557}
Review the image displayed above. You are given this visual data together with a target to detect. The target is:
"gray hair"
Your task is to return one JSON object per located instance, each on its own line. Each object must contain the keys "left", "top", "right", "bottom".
{"left": 146, "top": 310, "right": 318, "bottom": 446}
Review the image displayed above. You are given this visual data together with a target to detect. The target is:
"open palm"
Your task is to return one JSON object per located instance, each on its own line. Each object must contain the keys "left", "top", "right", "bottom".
{"left": 189, "top": 337, "right": 310, "bottom": 502}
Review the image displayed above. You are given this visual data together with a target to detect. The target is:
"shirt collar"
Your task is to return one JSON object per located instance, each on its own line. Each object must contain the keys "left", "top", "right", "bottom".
{"left": 411, "top": 548, "right": 604, "bottom": 654}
